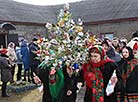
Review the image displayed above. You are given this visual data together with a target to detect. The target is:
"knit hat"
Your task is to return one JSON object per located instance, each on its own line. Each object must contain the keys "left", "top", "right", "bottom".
{"left": 8, "top": 42, "right": 15, "bottom": 48}
{"left": 32, "top": 37, "right": 38, "bottom": 41}
{"left": 132, "top": 31, "right": 138, "bottom": 38}
{"left": 133, "top": 42, "right": 138, "bottom": 50}
{"left": 112, "top": 37, "right": 119, "bottom": 40}
{"left": 101, "top": 40, "right": 110, "bottom": 47}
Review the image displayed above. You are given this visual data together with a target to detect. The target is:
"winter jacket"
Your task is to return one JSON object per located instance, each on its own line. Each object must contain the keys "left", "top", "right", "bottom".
{"left": 29, "top": 42, "right": 40, "bottom": 66}
{"left": 15, "top": 47, "right": 23, "bottom": 64}
{"left": 0, "top": 56, "right": 12, "bottom": 82}
{"left": 107, "top": 46, "right": 121, "bottom": 62}
{"left": 21, "top": 41, "right": 30, "bottom": 70}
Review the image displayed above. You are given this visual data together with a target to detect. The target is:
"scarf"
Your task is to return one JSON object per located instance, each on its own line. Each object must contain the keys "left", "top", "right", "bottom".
{"left": 49, "top": 67, "right": 64, "bottom": 102}
{"left": 83, "top": 45, "right": 113, "bottom": 102}
{"left": 122, "top": 59, "right": 138, "bottom": 83}
{"left": 38, "top": 60, "right": 64, "bottom": 102}
{"left": 120, "top": 46, "right": 136, "bottom": 83}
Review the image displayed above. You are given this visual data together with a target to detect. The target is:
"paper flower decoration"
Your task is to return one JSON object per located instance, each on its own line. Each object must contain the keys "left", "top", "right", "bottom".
{"left": 45, "top": 22, "right": 52, "bottom": 29}
{"left": 50, "top": 68, "right": 56, "bottom": 75}
{"left": 64, "top": 3, "right": 70, "bottom": 11}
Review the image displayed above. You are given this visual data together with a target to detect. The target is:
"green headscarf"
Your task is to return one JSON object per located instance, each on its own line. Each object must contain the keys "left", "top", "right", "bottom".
{"left": 49, "top": 68, "right": 64, "bottom": 102}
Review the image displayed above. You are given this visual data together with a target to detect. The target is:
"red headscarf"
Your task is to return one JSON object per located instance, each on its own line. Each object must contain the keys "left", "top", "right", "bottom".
{"left": 83, "top": 45, "right": 113, "bottom": 102}
{"left": 88, "top": 45, "right": 113, "bottom": 68}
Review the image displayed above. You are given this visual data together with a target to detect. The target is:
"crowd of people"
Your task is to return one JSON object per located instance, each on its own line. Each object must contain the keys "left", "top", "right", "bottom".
{"left": 0, "top": 37, "right": 41, "bottom": 97}
{"left": 0, "top": 31, "right": 138, "bottom": 102}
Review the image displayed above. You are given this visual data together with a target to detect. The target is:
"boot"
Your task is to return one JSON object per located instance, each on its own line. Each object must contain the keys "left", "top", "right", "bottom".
{"left": 1, "top": 82, "right": 10, "bottom": 97}
{"left": 22, "top": 78, "right": 26, "bottom": 81}
{"left": 27, "top": 70, "right": 31, "bottom": 82}
{"left": 28, "top": 76, "right": 31, "bottom": 82}
{"left": 2, "top": 94, "right": 10, "bottom": 97}
{"left": 23, "top": 70, "right": 27, "bottom": 81}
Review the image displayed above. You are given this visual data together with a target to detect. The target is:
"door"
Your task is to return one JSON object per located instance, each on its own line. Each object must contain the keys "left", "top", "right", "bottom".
{"left": 0, "top": 34, "right": 6, "bottom": 48}
{"left": 7, "top": 34, "right": 18, "bottom": 47}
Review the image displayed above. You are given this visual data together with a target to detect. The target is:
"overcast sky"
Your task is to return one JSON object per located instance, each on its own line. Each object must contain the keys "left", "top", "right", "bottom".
{"left": 14, "top": 0, "right": 82, "bottom": 5}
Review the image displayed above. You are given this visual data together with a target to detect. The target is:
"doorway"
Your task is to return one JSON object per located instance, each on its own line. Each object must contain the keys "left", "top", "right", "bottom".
{"left": 0, "top": 34, "right": 6, "bottom": 48}
{"left": 0, "top": 34, "right": 18, "bottom": 48}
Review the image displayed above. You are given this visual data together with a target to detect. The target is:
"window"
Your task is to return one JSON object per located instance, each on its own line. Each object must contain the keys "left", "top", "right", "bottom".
{"left": 100, "top": 32, "right": 114, "bottom": 40}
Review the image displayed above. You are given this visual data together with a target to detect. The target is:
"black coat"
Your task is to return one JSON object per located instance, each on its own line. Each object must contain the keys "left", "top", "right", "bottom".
{"left": 63, "top": 67, "right": 78, "bottom": 102}
{"left": 126, "top": 65, "right": 138, "bottom": 93}
{"left": 118, "top": 59, "right": 138, "bottom": 93}
{"left": 84, "top": 62, "right": 123, "bottom": 102}
{"left": 37, "top": 67, "right": 64, "bottom": 102}
{"left": 0, "top": 56, "right": 12, "bottom": 83}
{"left": 29, "top": 42, "right": 40, "bottom": 66}
{"left": 37, "top": 68, "right": 52, "bottom": 102}
{"left": 106, "top": 46, "right": 121, "bottom": 62}
{"left": 102, "top": 62, "right": 123, "bottom": 102}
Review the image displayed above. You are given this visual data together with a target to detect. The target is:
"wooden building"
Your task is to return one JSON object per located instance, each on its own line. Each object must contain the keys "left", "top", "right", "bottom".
{"left": 0, "top": 0, "right": 138, "bottom": 47}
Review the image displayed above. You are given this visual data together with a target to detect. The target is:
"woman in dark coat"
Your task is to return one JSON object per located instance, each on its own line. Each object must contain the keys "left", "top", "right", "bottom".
{"left": 62, "top": 63, "right": 78, "bottom": 102}
{"left": 0, "top": 49, "right": 12, "bottom": 97}
{"left": 82, "top": 45, "right": 123, "bottom": 102}
{"left": 118, "top": 46, "right": 138, "bottom": 102}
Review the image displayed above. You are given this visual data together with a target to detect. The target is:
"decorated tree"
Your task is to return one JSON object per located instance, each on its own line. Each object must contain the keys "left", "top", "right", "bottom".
{"left": 40, "top": 4, "right": 90, "bottom": 67}
{"left": 36, "top": 3, "right": 97, "bottom": 102}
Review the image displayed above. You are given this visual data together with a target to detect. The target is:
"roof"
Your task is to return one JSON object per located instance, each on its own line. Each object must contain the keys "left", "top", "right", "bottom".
{"left": 0, "top": 0, "right": 57, "bottom": 23}
{"left": 0, "top": 0, "right": 138, "bottom": 24}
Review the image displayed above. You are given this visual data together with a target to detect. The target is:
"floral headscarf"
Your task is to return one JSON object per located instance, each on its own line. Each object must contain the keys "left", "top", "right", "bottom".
{"left": 83, "top": 45, "right": 113, "bottom": 102}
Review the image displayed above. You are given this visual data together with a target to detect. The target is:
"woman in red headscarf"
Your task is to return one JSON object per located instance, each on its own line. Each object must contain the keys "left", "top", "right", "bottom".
{"left": 83, "top": 45, "right": 123, "bottom": 102}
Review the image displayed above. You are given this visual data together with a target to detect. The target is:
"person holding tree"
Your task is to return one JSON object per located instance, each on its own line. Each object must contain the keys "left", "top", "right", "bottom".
{"left": 34, "top": 3, "right": 88, "bottom": 102}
